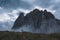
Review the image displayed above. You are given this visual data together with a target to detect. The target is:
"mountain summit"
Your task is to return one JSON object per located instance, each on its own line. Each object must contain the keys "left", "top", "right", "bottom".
{"left": 12, "top": 9, "right": 60, "bottom": 33}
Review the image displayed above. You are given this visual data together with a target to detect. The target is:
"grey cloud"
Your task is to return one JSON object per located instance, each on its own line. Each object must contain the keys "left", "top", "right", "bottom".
{"left": 34, "top": 0, "right": 52, "bottom": 8}
{"left": 0, "top": 0, "right": 60, "bottom": 10}
{"left": 0, "top": 0, "right": 33, "bottom": 9}
{"left": 0, "top": 21, "right": 14, "bottom": 31}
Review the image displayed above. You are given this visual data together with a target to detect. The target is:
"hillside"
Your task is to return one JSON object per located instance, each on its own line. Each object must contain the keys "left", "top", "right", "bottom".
{"left": 0, "top": 31, "right": 60, "bottom": 40}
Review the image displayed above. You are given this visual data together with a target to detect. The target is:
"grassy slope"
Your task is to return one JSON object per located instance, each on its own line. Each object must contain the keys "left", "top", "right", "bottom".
{"left": 0, "top": 31, "right": 60, "bottom": 40}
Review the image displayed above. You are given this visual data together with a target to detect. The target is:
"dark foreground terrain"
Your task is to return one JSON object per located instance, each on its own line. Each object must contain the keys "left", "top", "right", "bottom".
{"left": 0, "top": 31, "right": 60, "bottom": 40}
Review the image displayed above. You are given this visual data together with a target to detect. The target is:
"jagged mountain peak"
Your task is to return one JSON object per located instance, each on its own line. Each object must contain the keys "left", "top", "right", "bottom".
{"left": 33, "top": 9, "right": 40, "bottom": 12}
{"left": 12, "top": 9, "right": 56, "bottom": 30}
{"left": 12, "top": 8, "right": 60, "bottom": 33}
{"left": 28, "top": 9, "right": 41, "bottom": 15}
{"left": 27, "top": 9, "right": 55, "bottom": 19}
{"left": 19, "top": 12, "right": 24, "bottom": 17}
{"left": 32, "top": 9, "right": 47, "bottom": 13}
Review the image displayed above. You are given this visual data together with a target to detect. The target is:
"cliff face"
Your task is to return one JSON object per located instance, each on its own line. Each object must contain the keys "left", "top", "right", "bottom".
{"left": 12, "top": 9, "right": 60, "bottom": 33}
{"left": 12, "top": 12, "right": 24, "bottom": 29}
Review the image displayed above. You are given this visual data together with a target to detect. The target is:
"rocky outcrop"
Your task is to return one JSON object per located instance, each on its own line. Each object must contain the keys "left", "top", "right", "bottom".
{"left": 12, "top": 9, "right": 60, "bottom": 33}
{"left": 12, "top": 12, "right": 24, "bottom": 29}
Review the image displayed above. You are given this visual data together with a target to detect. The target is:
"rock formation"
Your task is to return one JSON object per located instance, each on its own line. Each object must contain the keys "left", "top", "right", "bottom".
{"left": 12, "top": 9, "right": 60, "bottom": 33}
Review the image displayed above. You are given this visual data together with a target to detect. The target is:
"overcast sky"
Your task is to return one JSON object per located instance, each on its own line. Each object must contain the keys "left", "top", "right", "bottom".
{"left": 0, "top": 0, "right": 60, "bottom": 31}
